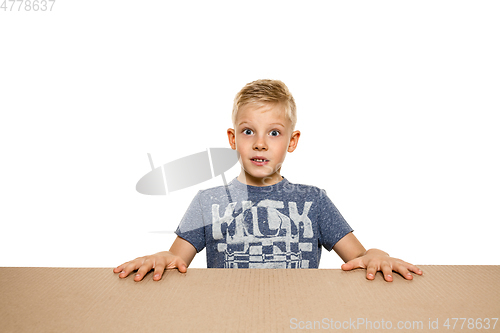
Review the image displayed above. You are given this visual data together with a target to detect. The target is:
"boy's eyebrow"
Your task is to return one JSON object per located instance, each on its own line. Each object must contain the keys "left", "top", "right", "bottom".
{"left": 238, "top": 121, "right": 285, "bottom": 128}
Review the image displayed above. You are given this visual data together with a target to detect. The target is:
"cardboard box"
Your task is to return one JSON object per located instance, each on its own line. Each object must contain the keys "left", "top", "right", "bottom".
{"left": 0, "top": 266, "right": 499, "bottom": 332}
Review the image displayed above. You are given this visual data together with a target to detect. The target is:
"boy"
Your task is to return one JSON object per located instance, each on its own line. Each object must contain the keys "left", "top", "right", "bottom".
{"left": 114, "top": 79, "right": 422, "bottom": 282}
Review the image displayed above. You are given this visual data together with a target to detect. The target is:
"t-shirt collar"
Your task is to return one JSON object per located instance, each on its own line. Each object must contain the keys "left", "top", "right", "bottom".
{"left": 229, "top": 176, "right": 289, "bottom": 193}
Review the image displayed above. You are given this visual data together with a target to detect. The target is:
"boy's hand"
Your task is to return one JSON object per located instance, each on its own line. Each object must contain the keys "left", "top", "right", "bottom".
{"left": 113, "top": 251, "right": 188, "bottom": 282}
{"left": 341, "top": 248, "right": 422, "bottom": 282}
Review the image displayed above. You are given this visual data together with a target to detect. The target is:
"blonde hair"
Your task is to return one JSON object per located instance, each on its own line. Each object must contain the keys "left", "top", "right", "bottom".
{"left": 232, "top": 79, "right": 297, "bottom": 132}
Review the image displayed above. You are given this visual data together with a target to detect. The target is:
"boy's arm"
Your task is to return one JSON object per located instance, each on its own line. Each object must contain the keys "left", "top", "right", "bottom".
{"left": 113, "top": 236, "right": 197, "bottom": 282}
{"left": 333, "top": 232, "right": 422, "bottom": 282}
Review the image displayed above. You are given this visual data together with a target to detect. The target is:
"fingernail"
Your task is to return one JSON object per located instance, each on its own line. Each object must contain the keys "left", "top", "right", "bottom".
{"left": 368, "top": 274, "right": 373, "bottom": 278}
{"left": 154, "top": 274, "right": 160, "bottom": 278}
{"left": 387, "top": 274, "right": 392, "bottom": 278}
{"left": 135, "top": 273, "right": 140, "bottom": 277}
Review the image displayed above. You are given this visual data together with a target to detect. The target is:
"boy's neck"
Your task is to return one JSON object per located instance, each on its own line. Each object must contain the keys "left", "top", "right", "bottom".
{"left": 237, "top": 172, "right": 284, "bottom": 187}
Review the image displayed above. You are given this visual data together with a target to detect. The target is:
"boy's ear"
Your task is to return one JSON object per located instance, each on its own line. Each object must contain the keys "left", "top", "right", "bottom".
{"left": 287, "top": 130, "right": 301, "bottom": 153}
{"left": 227, "top": 128, "right": 236, "bottom": 149}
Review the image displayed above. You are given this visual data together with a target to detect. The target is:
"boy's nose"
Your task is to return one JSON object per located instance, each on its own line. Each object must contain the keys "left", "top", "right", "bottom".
{"left": 253, "top": 138, "right": 267, "bottom": 150}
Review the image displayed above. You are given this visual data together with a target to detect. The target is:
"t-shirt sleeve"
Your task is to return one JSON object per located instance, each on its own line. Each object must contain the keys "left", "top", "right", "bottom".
{"left": 174, "top": 190, "right": 207, "bottom": 253}
{"left": 317, "top": 189, "right": 354, "bottom": 251}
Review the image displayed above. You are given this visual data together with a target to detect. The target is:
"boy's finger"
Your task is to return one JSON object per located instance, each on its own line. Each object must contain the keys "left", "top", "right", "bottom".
{"left": 114, "top": 261, "right": 136, "bottom": 273}
{"left": 173, "top": 257, "right": 188, "bottom": 273}
{"left": 113, "top": 264, "right": 127, "bottom": 273}
{"left": 118, "top": 261, "right": 141, "bottom": 278}
{"left": 408, "top": 264, "right": 423, "bottom": 275}
{"left": 365, "top": 263, "right": 378, "bottom": 280}
{"left": 380, "top": 262, "right": 393, "bottom": 282}
{"left": 395, "top": 264, "right": 413, "bottom": 280}
{"left": 341, "top": 258, "right": 362, "bottom": 271}
{"left": 153, "top": 263, "right": 166, "bottom": 281}
{"left": 134, "top": 261, "right": 154, "bottom": 281}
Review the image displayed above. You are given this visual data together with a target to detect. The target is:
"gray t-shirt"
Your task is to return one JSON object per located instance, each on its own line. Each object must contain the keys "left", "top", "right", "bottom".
{"left": 175, "top": 176, "right": 353, "bottom": 269}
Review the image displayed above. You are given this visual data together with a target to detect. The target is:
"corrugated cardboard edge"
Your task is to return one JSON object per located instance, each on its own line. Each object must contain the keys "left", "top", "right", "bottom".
{"left": 0, "top": 266, "right": 499, "bottom": 332}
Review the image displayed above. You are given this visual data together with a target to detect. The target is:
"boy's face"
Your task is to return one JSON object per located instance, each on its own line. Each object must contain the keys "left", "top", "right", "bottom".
{"left": 227, "top": 103, "right": 300, "bottom": 186}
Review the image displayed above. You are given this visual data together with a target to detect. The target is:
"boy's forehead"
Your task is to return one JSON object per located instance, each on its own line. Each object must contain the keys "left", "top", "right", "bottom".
{"left": 236, "top": 103, "right": 289, "bottom": 127}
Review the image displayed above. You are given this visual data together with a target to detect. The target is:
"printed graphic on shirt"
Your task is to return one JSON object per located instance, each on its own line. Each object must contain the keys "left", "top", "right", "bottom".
{"left": 212, "top": 199, "right": 314, "bottom": 268}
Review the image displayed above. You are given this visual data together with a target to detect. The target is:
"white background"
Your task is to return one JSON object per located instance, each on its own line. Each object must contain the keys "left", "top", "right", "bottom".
{"left": 1, "top": 1, "right": 499, "bottom": 269}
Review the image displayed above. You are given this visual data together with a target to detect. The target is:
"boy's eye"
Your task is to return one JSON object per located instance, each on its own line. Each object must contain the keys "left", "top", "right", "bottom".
{"left": 242, "top": 129, "right": 280, "bottom": 136}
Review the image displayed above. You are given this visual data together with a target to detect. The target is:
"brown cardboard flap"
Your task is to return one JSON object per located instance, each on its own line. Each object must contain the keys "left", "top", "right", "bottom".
{"left": 1, "top": 266, "right": 499, "bottom": 332}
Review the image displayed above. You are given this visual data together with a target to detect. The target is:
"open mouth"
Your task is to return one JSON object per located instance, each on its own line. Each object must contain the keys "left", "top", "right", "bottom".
{"left": 251, "top": 159, "right": 269, "bottom": 162}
